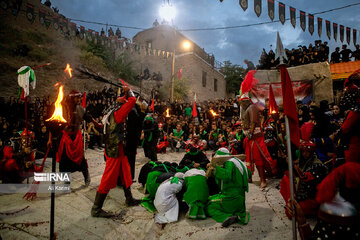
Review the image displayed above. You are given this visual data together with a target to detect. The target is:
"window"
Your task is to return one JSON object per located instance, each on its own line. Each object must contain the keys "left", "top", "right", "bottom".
{"left": 214, "top": 78, "right": 218, "bottom": 92}
{"left": 202, "top": 71, "right": 207, "bottom": 87}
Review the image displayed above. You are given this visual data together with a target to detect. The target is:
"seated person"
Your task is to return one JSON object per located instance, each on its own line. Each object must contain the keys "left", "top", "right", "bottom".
{"left": 206, "top": 148, "right": 251, "bottom": 227}
{"left": 185, "top": 134, "right": 206, "bottom": 151}
{"left": 157, "top": 123, "right": 169, "bottom": 153}
{"left": 280, "top": 140, "right": 328, "bottom": 217}
{"left": 169, "top": 123, "right": 185, "bottom": 152}
{"left": 179, "top": 147, "right": 209, "bottom": 169}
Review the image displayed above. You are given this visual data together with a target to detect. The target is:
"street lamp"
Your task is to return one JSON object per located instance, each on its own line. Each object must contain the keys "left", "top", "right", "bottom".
{"left": 170, "top": 40, "right": 192, "bottom": 103}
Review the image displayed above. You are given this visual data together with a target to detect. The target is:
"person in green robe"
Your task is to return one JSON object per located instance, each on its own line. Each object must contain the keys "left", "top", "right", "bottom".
{"left": 183, "top": 168, "right": 209, "bottom": 219}
{"left": 206, "top": 148, "right": 252, "bottom": 227}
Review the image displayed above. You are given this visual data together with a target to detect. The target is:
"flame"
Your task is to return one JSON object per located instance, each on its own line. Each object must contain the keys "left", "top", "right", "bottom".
{"left": 64, "top": 64, "right": 72, "bottom": 78}
{"left": 46, "top": 85, "right": 67, "bottom": 123}
{"left": 271, "top": 110, "right": 277, "bottom": 114}
{"left": 166, "top": 108, "right": 170, "bottom": 117}
{"left": 210, "top": 109, "right": 217, "bottom": 117}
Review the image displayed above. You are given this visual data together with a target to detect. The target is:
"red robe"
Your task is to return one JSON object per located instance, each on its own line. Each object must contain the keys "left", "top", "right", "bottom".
{"left": 97, "top": 97, "right": 136, "bottom": 194}
{"left": 341, "top": 111, "right": 360, "bottom": 163}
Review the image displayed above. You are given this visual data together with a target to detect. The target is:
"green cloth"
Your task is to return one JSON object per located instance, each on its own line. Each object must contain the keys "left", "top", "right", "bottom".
{"left": 184, "top": 107, "right": 192, "bottom": 117}
{"left": 206, "top": 160, "right": 251, "bottom": 224}
{"left": 183, "top": 175, "right": 209, "bottom": 219}
{"left": 141, "top": 170, "right": 163, "bottom": 213}
{"left": 173, "top": 129, "right": 184, "bottom": 138}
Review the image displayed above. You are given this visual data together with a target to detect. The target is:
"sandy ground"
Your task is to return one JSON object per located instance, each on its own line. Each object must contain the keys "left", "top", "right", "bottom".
{"left": 0, "top": 148, "right": 293, "bottom": 240}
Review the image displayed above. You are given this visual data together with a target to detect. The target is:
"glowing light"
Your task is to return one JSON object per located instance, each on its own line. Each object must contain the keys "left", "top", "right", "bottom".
{"left": 166, "top": 108, "right": 170, "bottom": 117}
{"left": 46, "top": 85, "right": 67, "bottom": 123}
{"left": 210, "top": 109, "right": 218, "bottom": 117}
{"left": 159, "top": 3, "right": 176, "bottom": 22}
{"left": 64, "top": 64, "right": 72, "bottom": 78}
{"left": 183, "top": 41, "right": 191, "bottom": 49}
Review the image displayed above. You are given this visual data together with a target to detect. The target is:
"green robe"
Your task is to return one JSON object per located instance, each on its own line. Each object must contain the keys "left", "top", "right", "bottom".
{"left": 183, "top": 174, "right": 209, "bottom": 219}
{"left": 206, "top": 158, "right": 251, "bottom": 224}
{"left": 141, "top": 170, "right": 163, "bottom": 213}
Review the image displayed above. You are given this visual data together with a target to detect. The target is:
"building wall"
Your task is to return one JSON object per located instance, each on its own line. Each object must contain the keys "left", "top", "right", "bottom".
{"left": 254, "top": 62, "right": 333, "bottom": 103}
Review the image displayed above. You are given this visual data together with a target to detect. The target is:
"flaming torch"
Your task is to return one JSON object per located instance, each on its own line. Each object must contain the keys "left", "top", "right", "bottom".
{"left": 46, "top": 85, "right": 67, "bottom": 123}
{"left": 210, "top": 109, "right": 218, "bottom": 117}
{"left": 166, "top": 108, "right": 170, "bottom": 118}
{"left": 64, "top": 63, "right": 72, "bottom": 78}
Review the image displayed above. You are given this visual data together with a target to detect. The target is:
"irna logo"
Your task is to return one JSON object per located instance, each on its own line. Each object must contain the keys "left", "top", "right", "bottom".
{"left": 34, "top": 173, "right": 71, "bottom": 182}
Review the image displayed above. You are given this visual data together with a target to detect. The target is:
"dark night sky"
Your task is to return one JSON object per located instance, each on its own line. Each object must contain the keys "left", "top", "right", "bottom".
{"left": 51, "top": 0, "right": 360, "bottom": 67}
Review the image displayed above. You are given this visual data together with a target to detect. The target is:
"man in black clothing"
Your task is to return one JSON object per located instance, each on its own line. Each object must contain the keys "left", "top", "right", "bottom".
{"left": 351, "top": 44, "right": 360, "bottom": 61}
{"left": 330, "top": 47, "right": 341, "bottom": 63}
{"left": 179, "top": 147, "right": 209, "bottom": 169}
{"left": 142, "top": 115, "right": 159, "bottom": 162}
{"left": 340, "top": 44, "right": 352, "bottom": 62}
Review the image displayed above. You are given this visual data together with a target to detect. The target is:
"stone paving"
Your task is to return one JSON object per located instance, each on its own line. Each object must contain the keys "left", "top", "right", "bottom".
{"left": 0, "top": 148, "right": 293, "bottom": 240}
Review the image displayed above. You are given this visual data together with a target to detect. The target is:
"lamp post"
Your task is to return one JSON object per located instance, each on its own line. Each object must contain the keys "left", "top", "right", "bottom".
{"left": 170, "top": 40, "right": 191, "bottom": 103}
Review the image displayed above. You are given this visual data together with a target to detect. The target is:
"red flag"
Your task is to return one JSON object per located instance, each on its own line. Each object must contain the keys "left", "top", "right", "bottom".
{"left": 268, "top": 84, "right": 278, "bottom": 115}
{"left": 280, "top": 65, "right": 300, "bottom": 148}
{"left": 150, "top": 98, "right": 154, "bottom": 112}
{"left": 81, "top": 92, "right": 86, "bottom": 108}
{"left": 191, "top": 101, "right": 197, "bottom": 118}
{"left": 177, "top": 68, "right": 183, "bottom": 79}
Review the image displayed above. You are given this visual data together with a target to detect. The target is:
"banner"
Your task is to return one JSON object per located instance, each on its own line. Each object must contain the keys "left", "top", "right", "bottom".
{"left": 346, "top": 27, "right": 351, "bottom": 45}
{"left": 279, "top": 2, "right": 285, "bottom": 25}
{"left": 80, "top": 26, "right": 85, "bottom": 39}
{"left": 239, "top": 0, "right": 248, "bottom": 11}
{"left": 326, "top": 20, "right": 331, "bottom": 40}
{"left": 333, "top": 23, "right": 338, "bottom": 41}
{"left": 70, "top": 22, "right": 77, "bottom": 36}
{"left": 267, "top": 0, "right": 274, "bottom": 21}
{"left": 26, "top": 3, "right": 35, "bottom": 23}
{"left": 290, "top": 7, "right": 296, "bottom": 28}
{"left": 254, "top": 0, "right": 261, "bottom": 17}
{"left": 39, "top": 9, "right": 46, "bottom": 24}
{"left": 44, "top": 18, "right": 51, "bottom": 29}
{"left": 53, "top": 16, "right": 59, "bottom": 30}
{"left": 308, "top": 14, "right": 314, "bottom": 35}
{"left": 300, "top": 11, "right": 306, "bottom": 32}
{"left": 340, "top": 25, "right": 344, "bottom": 42}
{"left": 250, "top": 80, "right": 313, "bottom": 105}
{"left": 317, "top": 17, "right": 322, "bottom": 37}
{"left": 353, "top": 29, "right": 357, "bottom": 45}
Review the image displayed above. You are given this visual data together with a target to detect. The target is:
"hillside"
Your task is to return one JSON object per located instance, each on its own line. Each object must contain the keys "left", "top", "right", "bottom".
{"left": 0, "top": 4, "right": 138, "bottom": 100}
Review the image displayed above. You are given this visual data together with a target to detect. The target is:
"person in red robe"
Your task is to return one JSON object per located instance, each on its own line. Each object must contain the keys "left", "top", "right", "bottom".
{"left": 91, "top": 87, "right": 141, "bottom": 218}
{"left": 239, "top": 95, "right": 276, "bottom": 188}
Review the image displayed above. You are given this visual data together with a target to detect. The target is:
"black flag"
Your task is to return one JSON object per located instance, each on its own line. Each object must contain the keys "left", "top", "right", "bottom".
{"left": 39, "top": 9, "right": 46, "bottom": 25}
{"left": 279, "top": 2, "right": 285, "bottom": 25}
{"left": 308, "top": 14, "right": 314, "bottom": 35}
{"left": 326, "top": 20, "right": 331, "bottom": 40}
{"left": 346, "top": 27, "right": 351, "bottom": 45}
{"left": 268, "top": 0, "right": 274, "bottom": 21}
{"left": 254, "top": 0, "right": 261, "bottom": 17}
{"left": 290, "top": 7, "right": 296, "bottom": 28}
{"left": 353, "top": 29, "right": 357, "bottom": 45}
{"left": 26, "top": 3, "right": 35, "bottom": 23}
{"left": 333, "top": 23, "right": 338, "bottom": 41}
{"left": 300, "top": 11, "right": 306, "bottom": 32}
{"left": 239, "top": 0, "right": 248, "bottom": 11}
{"left": 340, "top": 25, "right": 344, "bottom": 43}
{"left": 317, "top": 17, "right": 322, "bottom": 37}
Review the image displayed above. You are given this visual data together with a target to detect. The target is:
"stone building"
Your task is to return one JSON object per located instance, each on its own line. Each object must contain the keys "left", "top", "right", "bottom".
{"left": 130, "top": 24, "right": 226, "bottom": 101}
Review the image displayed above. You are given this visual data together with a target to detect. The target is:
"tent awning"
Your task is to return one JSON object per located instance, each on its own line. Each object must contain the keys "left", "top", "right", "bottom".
{"left": 330, "top": 60, "right": 360, "bottom": 80}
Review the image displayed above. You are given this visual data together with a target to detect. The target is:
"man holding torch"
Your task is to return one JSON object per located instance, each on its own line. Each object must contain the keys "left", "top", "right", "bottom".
{"left": 91, "top": 85, "right": 140, "bottom": 218}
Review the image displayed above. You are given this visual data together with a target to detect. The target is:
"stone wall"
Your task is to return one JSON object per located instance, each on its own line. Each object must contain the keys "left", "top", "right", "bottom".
{"left": 254, "top": 62, "right": 333, "bottom": 103}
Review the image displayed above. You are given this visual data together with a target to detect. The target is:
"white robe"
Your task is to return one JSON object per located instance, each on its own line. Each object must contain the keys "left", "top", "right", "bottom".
{"left": 154, "top": 178, "right": 183, "bottom": 223}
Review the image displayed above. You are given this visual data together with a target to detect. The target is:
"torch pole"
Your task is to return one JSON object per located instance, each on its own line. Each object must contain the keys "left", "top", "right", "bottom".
{"left": 285, "top": 116, "right": 297, "bottom": 240}
{"left": 50, "top": 140, "right": 56, "bottom": 240}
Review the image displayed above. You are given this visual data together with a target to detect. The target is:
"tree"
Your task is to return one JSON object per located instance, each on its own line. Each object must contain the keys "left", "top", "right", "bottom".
{"left": 159, "top": 77, "right": 189, "bottom": 101}
{"left": 222, "top": 60, "right": 246, "bottom": 96}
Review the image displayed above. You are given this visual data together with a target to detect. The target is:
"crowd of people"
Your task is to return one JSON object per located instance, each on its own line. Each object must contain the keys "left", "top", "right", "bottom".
{"left": 257, "top": 40, "right": 360, "bottom": 69}
{"left": 1, "top": 68, "right": 359, "bottom": 237}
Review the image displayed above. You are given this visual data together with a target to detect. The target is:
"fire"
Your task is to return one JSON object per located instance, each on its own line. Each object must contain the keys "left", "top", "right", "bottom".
{"left": 64, "top": 64, "right": 72, "bottom": 78}
{"left": 210, "top": 109, "right": 217, "bottom": 116}
{"left": 46, "top": 85, "right": 67, "bottom": 123}
{"left": 166, "top": 108, "right": 170, "bottom": 117}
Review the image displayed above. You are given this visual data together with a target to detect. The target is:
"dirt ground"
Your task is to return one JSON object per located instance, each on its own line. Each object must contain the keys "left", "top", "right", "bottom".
{"left": 0, "top": 148, "right": 293, "bottom": 240}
